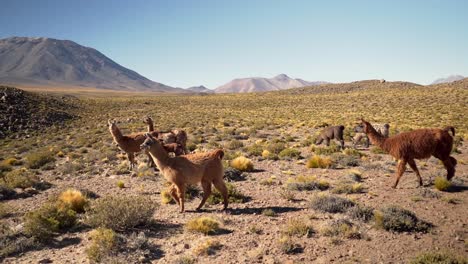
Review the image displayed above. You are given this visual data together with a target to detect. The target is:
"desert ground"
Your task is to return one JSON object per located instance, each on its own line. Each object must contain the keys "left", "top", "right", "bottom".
{"left": 1, "top": 81, "right": 467, "bottom": 263}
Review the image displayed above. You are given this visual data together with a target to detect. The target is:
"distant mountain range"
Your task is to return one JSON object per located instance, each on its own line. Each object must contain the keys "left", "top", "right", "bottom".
{"left": 0, "top": 37, "right": 188, "bottom": 92}
{"left": 214, "top": 74, "right": 326, "bottom": 93}
{"left": 186, "top": 85, "right": 214, "bottom": 93}
{"left": 431, "top": 75, "right": 465, "bottom": 85}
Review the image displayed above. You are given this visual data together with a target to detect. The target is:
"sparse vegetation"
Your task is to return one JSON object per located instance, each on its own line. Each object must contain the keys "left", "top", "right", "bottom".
{"left": 85, "top": 228, "right": 118, "bottom": 263}
{"left": 321, "top": 219, "right": 361, "bottom": 239}
{"left": 434, "top": 176, "right": 452, "bottom": 191}
{"left": 58, "top": 189, "right": 88, "bottom": 213}
{"left": 185, "top": 217, "right": 221, "bottom": 235}
{"left": 310, "top": 194, "right": 355, "bottom": 213}
{"left": 347, "top": 205, "right": 374, "bottom": 222}
{"left": 25, "top": 150, "right": 55, "bottom": 169}
{"left": 282, "top": 219, "right": 314, "bottom": 237}
{"left": 410, "top": 251, "right": 467, "bottom": 264}
{"left": 286, "top": 175, "right": 329, "bottom": 191}
{"left": 332, "top": 182, "right": 365, "bottom": 194}
{"left": 192, "top": 239, "right": 222, "bottom": 256}
{"left": 306, "top": 155, "right": 333, "bottom": 169}
{"left": 374, "top": 206, "right": 431, "bottom": 233}
{"left": 85, "top": 195, "right": 156, "bottom": 231}
{"left": 278, "top": 148, "right": 301, "bottom": 160}
{"left": 207, "top": 182, "right": 247, "bottom": 205}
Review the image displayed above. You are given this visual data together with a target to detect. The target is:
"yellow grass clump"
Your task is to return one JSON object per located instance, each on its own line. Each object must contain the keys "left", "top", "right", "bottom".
{"left": 230, "top": 156, "right": 254, "bottom": 172}
{"left": 58, "top": 189, "right": 88, "bottom": 213}
{"left": 306, "top": 155, "right": 333, "bottom": 169}
{"left": 185, "top": 216, "right": 221, "bottom": 235}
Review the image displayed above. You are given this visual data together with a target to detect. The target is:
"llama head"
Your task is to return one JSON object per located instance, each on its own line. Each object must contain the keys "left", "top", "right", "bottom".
{"left": 354, "top": 123, "right": 364, "bottom": 133}
{"left": 143, "top": 116, "right": 153, "bottom": 125}
{"left": 108, "top": 119, "right": 117, "bottom": 130}
{"left": 360, "top": 118, "right": 373, "bottom": 133}
{"left": 140, "top": 133, "right": 157, "bottom": 150}
{"left": 384, "top": 123, "right": 390, "bottom": 129}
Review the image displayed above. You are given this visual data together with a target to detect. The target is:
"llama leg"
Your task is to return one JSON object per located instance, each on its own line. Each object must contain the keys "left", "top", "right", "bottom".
{"left": 339, "top": 139, "right": 345, "bottom": 150}
{"left": 212, "top": 179, "right": 229, "bottom": 210}
{"left": 175, "top": 184, "right": 186, "bottom": 213}
{"left": 442, "top": 157, "right": 456, "bottom": 180}
{"left": 393, "top": 159, "right": 407, "bottom": 188}
{"left": 407, "top": 159, "right": 423, "bottom": 187}
{"left": 128, "top": 153, "right": 135, "bottom": 170}
{"left": 169, "top": 184, "right": 180, "bottom": 205}
{"left": 196, "top": 180, "right": 212, "bottom": 211}
{"left": 325, "top": 138, "right": 330, "bottom": 146}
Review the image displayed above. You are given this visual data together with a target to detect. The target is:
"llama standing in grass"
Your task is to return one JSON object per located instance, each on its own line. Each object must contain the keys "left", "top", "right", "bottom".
{"left": 140, "top": 133, "right": 228, "bottom": 213}
{"left": 143, "top": 116, "right": 189, "bottom": 154}
{"left": 360, "top": 118, "right": 456, "bottom": 188}
{"left": 108, "top": 120, "right": 184, "bottom": 169}
{"left": 315, "top": 125, "right": 345, "bottom": 149}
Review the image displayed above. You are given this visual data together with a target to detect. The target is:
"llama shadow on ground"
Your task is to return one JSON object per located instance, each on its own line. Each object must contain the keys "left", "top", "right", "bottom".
{"left": 447, "top": 184, "right": 468, "bottom": 193}
{"left": 145, "top": 220, "right": 184, "bottom": 239}
{"left": 227, "top": 206, "right": 302, "bottom": 215}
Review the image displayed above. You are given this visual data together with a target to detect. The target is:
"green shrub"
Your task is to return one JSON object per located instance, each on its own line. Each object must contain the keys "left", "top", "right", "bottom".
{"left": 24, "top": 203, "right": 77, "bottom": 242}
{"left": 342, "top": 148, "right": 365, "bottom": 157}
{"left": 374, "top": 206, "right": 431, "bottom": 233}
{"left": 310, "top": 194, "right": 355, "bottom": 213}
{"left": 1, "top": 168, "right": 39, "bottom": 189}
{"left": 25, "top": 151, "right": 55, "bottom": 169}
{"left": 185, "top": 217, "right": 221, "bottom": 235}
{"left": 306, "top": 155, "right": 333, "bottom": 169}
{"left": 282, "top": 219, "right": 314, "bottom": 237}
{"left": 286, "top": 175, "right": 329, "bottom": 191}
{"left": 85, "top": 195, "right": 156, "bottom": 231}
{"left": 410, "top": 251, "right": 467, "bottom": 264}
{"left": 207, "top": 182, "right": 248, "bottom": 205}
{"left": 331, "top": 153, "right": 360, "bottom": 167}
{"left": 226, "top": 139, "right": 244, "bottom": 150}
{"left": 347, "top": 205, "right": 374, "bottom": 222}
{"left": 278, "top": 148, "right": 301, "bottom": 160}
{"left": 86, "top": 228, "right": 118, "bottom": 263}
{"left": 434, "top": 177, "right": 451, "bottom": 191}
{"left": 278, "top": 236, "right": 303, "bottom": 254}
{"left": 332, "top": 182, "right": 365, "bottom": 194}
{"left": 310, "top": 145, "right": 341, "bottom": 155}
{"left": 244, "top": 144, "right": 263, "bottom": 157}
{"left": 266, "top": 142, "right": 286, "bottom": 154}
{"left": 321, "top": 219, "right": 361, "bottom": 239}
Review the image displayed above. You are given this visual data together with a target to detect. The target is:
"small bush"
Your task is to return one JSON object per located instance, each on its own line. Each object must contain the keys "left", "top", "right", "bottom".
{"left": 278, "top": 236, "right": 303, "bottom": 254}
{"left": 306, "top": 155, "right": 333, "bottom": 169}
{"left": 174, "top": 255, "right": 196, "bottom": 264}
{"left": 310, "top": 145, "right": 341, "bottom": 155}
{"left": 24, "top": 203, "right": 77, "bottom": 242}
{"left": 58, "top": 189, "right": 88, "bottom": 213}
{"left": 331, "top": 153, "right": 360, "bottom": 167}
{"left": 347, "top": 205, "right": 374, "bottom": 222}
{"left": 226, "top": 139, "right": 244, "bottom": 150}
{"left": 1, "top": 168, "right": 39, "bottom": 189}
{"left": 266, "top": 142, "right": 286, "bottom": 154}
{"left": 434, "top": 177, "right": 451, "bottom": 191}
{"left": 278, "top": 148, "right": 301, "bottom": 160}
{"left": 283, "top": 219, "right": 314, "bottom": 237}
{"left": 321, "top": 219, "right": 361, "bottom": 239}
{"left": 342, "top": 148, "right": 365, "bottom": 157}
{"left": 261, "top": 149, "right": 278, "bottom": 160}
{"left": 85, "top": 195, "right": 156, "bottom": 231}
{"left": 192, "top": 239, "right": 222, "bottom": 256}
{"left": 374, "top": 206, "right": 431, "bottom": 233}
{"left": 286, "top": 175, "right": 329, "bottom": 191}
{"left": 262, "top": 208, "right": 277, "bottom": 217}
{"left": 410, "top": 251, "right": 467, "bottom": 264}
{"left": 223, "top": 167, "right": 246, "bottom": 182}
{"left": 332, "top": 182, "right": 365, "bottom": 194}
{"left": 185, "top": 217, "right": 221, "bottom": 235}
{"left": 245, "top": 144, "right": 263, "bottom": 157}
{"left": 347, "top": 169, "right": 362, "bottom": 182}
{"left": 25, "top": 151, "right": 55, "bottom": 169}
{"left": 0, "top": 203, "right": 11, "bottom": 218}
{"left": 116, "top": 180, "right": 125, "bottom": 189}
{"left": 230, "top": 156, "right": 254, "bottom": 172}
{"left": 86, "top": 228, "right": 118, "bottom": 263}
{"left": 207, "top": 182, "right": 247, "bottom": 205}
{"left": 160, "top": 189, "right": 175, "bottom": 204}
{"left": 310, "top": 194, "right": 355, "bottom": 213}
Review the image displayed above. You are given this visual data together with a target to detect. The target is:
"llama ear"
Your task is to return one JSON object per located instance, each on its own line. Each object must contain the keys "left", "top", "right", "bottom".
{"left": 108, "top": 119, "right": 115, "bottom": 126}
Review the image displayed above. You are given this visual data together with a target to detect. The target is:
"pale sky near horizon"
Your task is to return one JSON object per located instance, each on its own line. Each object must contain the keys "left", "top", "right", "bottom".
{"left": 1, "top": 0, "right": 467, "bottom": 88}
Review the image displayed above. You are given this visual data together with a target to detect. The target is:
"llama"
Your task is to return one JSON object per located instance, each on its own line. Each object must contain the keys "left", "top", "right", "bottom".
{"left": 360, "top": 118, "right": 457, "bottom": 188}
{"left": 143, "top": 116, "right": 188, "bottom": 154}
{"left": 315, "top": 125, "right": 345, "bottom": 149}
{"left": 353, "top": 123, "right": 390, "bottom": 148}
{"left": 140, "top": 133, "right": 228, "bottom": 212}
{"left": 108, "top": 120, "right": 184, "bottom": 169}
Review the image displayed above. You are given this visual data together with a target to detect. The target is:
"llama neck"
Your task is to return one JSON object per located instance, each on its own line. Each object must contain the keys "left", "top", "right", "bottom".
{"left": 147, "top": 121, "right": 154, "bottom": 132}
{"left": 148, "top": 142, "right": 171, "bottom": 169}
{"left": 366, "top": 126, "right": 387, "bottom": 149}
{"left": 110, "top": 126, "right": 123, "bottom": 142}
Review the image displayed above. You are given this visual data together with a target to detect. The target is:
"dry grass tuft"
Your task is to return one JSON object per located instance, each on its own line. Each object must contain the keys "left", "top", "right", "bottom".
{"left": 185, "top": 217, "right": 221, "bottom": 235}
{"left": 230, "top": 156, "right": 254, "bottom": 172}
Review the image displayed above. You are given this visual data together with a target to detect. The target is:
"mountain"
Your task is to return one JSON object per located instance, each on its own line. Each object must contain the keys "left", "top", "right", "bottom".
{"left": 186, "top": 85, "right": 214, "bottom": 93}
{"left": 214, "top": 74, "right": 326, "bottom": 93}
{"left": 431, "top": 75, "right": 465, "bottom": 85}
{"left": 0, "top": 37, "right": 188, "bottom": 92}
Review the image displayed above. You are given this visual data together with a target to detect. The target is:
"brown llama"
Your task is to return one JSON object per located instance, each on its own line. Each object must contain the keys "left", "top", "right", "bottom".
{"left": 108, "top": 120, "right": 184, "bottom": 169}
{"left": 315, "top": 125, "right": 345, "bottom": 149}
{"left": 140, "top": 133, "right": 228, "bottom": 213}
{"left": 360, "top": 118, "right": 457, "bottom": 188}
{"left": 143, "top": 116, "right": 188, "bottom": 154}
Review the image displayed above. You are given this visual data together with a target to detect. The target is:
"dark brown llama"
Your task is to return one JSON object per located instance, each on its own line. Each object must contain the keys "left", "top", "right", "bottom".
{"left": 315, "top": 125, "right": 345, "bottom": 149}
{"left": 360, "top": 118, "right": 457, "bottom": 188}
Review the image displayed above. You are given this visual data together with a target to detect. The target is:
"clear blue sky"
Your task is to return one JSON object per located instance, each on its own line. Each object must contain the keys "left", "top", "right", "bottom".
{"left": 1, "top": 0, "right": 467, "bottom": 88}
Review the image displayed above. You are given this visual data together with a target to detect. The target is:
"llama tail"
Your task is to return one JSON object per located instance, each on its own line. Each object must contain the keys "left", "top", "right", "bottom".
{"left": 214, "top": 149, "right": 224, "bottom": 160}
{"left": 444, "top": 126, "right": 455, "bottom": 136}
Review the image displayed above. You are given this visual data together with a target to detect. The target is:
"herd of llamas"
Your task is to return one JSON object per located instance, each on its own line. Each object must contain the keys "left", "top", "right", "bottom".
{"left": 108, "top": 117, "right": 457, "bottom": 213}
